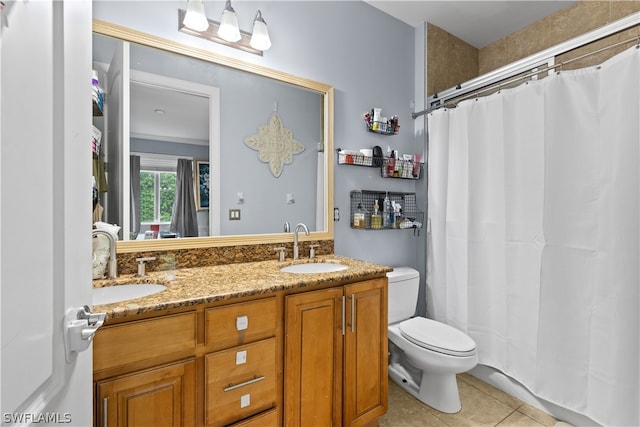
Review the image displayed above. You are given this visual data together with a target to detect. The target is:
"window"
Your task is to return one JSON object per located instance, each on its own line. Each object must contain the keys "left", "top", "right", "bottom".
{"left": 140, "top": 170, "right": 176, "bottom": 223}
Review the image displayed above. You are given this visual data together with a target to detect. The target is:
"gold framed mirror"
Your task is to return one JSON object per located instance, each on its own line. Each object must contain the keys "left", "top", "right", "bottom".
{"left": 92, "top": 20, "right": 334, "bottom": 254}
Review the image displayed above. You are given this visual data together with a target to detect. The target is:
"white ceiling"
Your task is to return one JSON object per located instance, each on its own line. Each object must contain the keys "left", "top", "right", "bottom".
{"left": 364, "top": 1, "right": 577, "bottom": 48}
{"left": 130, "top": 82, "right": 210, "bottom": 146}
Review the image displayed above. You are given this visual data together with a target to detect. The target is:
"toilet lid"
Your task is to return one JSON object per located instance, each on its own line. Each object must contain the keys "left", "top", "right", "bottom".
{"left": 398, "top": 317, "right": 477, "bottom": 357}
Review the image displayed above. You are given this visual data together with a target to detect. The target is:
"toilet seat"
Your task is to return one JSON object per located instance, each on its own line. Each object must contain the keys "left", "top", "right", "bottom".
{"left": 399, "top": 317, "right": 477, "bottom": 357}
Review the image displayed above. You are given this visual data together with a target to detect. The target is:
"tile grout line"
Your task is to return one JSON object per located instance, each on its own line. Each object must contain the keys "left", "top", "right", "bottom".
{"left": 494, "top": 406, "right": 522, "bottom": 427}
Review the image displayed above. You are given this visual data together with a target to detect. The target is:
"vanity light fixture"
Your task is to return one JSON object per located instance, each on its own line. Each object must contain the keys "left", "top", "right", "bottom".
{"left": 217, "top": 0, "right": 241, "bottom": 42}
{"left": 178, "top": 1, "right": 272, "bottom": 56}
{"left": 249, "top": 10, "right": 271, "bottom": 51}
{"left": 182, "top": 0, "right": 209, "bottom": 32}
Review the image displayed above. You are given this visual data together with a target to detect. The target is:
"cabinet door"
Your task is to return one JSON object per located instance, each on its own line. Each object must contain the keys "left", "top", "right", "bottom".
{"left": 96, "top": 359, "right": 195, "bottom": 427}
{"left": 284, "top": 288, "right": 344, "bottom": 427}
{"left": 344, "top": 278, "right": 388, "bottom": 426}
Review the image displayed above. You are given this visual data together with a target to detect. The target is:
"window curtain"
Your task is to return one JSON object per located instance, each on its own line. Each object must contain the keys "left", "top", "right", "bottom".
{"left": 129, "top": 155, "right": 141, "bottom": 237}
{"left": 170, "top": 158, "right": 198, "bottom": 238}
{"left": 427, "top": 46, "right": 639, "bottom": 426}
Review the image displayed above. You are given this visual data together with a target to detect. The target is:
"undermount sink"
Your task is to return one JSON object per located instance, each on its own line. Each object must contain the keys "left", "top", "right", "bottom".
{"left": 92, "top": 283, "right": 167, "bottom": 305}
{"left": 280, "top": 262, "right": 348, "bottom": 274}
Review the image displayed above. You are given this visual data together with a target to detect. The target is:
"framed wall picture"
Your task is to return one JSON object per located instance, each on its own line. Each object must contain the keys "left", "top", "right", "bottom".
{"left": 194, "top": 160, "right": 210, "bottom": 211}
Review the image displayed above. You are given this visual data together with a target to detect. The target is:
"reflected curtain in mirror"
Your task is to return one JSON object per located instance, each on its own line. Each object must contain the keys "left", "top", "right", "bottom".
{"left": 130, "top": 155, "right": 141, "bottom": 237}
{"left": 170, "top": 159, "right": 198, "bottom": 237}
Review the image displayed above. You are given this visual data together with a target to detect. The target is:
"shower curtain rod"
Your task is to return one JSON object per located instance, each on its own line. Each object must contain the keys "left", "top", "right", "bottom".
{"left": 442, "top": 35, "right": 640, "bottom": 109}
{"left": 412, "top": 11, "right": 640, "bottom": 118}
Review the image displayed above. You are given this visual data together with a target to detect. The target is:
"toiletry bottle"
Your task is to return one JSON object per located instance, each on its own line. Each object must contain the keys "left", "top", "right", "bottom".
{"left": 383, "top": 193, "right": 391, "bottom": 228}
{"left": 390, "top": 201, "right": 396, "bottom": 227}
{"left": 394, "top": 150, "right": 400, "bottom": 176}
{"left": 387, "top": 149, "right": 395, "bottom": 177}
{"left": 394, "top": 204, "right": 402, "bottom": 228}
{"left": 371, "top": 200, "right": 382, "bottom": 229}
{"left": 353, "top": 203, "right": 367, "bottom": 228}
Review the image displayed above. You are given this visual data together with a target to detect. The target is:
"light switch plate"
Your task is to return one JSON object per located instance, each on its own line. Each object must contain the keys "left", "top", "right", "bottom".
{"left": 229, "top": 209, "right": 241, "bottom": 220}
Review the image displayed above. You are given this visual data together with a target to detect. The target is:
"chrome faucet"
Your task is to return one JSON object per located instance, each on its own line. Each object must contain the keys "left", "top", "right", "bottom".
{"left": 293, "top": 223, "right": 310, "bottom": 260}
{"left": 92, "top": 229, "right": 117, "bottom": 279}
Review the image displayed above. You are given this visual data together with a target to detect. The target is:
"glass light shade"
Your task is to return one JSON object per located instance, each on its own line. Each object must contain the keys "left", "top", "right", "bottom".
{"left": 250, "top": 11, "right": 271, "bottom": 51}
{"left": 217, "top": 1, "right": 241, "bottom": 42}
{"left": 183, "top": 0, "right": 209, "bottom": 32}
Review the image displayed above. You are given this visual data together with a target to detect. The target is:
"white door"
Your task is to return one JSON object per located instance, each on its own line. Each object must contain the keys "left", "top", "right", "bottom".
{"left": 1, "top": 1, "right": 95, "bottom": 425}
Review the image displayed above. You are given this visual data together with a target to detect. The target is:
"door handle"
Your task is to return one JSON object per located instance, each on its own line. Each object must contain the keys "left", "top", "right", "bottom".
{"left": 63, "top": 305, "right": 106, "bottom": 362}
{"left": 341, "top": 296, "right": 345, "bottom": 336}
{"left": 102, "top": 397, "right": 108, "bottom": 427}
{"left": 350, "top": 295, "right": 355, "bottom": 333}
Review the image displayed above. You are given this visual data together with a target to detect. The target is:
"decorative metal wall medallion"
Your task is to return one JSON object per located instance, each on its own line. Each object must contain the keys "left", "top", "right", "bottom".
{"left": 244, "top": 112, "right": 305, "bottom": 177}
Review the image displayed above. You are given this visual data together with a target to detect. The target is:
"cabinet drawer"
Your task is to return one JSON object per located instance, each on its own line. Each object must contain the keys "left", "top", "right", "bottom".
{"left": 205, "top": 338, "right": 277, "bottom": 426}
{"left": 205, "top": 297, "right": 276, "bottom": 350}
{"left": 94, "top": 312, "right": 196, "bottom": 372}
{"left": 229, "top": 408, "right": 278, "bottom": 427}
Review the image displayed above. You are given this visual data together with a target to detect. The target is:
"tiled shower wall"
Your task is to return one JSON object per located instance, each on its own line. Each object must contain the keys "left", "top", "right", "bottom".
{"left": 427, "top": 0, "right": 640, "bottom": 97}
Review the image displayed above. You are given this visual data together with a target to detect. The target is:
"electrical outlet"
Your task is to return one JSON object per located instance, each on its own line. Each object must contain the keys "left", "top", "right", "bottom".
{"left": 229, "top": 209, "right": 241, "bottom": 220}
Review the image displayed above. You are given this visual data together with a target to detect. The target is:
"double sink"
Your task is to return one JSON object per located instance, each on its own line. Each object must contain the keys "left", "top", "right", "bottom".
{"left": 93, "top": 261, "right": 348, "bottom": 306}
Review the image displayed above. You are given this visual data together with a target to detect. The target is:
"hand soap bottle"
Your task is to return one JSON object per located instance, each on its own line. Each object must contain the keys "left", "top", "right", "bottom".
{"left": 371, "top": 200, "right": 382, "bottom": 229}
{"left": 353, "top": 203, "right": 367, "bottom": 229}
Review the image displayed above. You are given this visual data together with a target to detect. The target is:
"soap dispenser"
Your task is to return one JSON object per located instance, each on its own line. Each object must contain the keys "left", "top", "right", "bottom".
{"left": 353, "top": 203, "right": 367, "bottom": 229}
{"left": 371, "top": 200, "right": 382, "bottom": 229}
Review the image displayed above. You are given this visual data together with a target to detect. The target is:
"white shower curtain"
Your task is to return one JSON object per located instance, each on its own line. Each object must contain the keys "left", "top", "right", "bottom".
{"left": 427, "top": 46, "right": 639, "bottom": 427}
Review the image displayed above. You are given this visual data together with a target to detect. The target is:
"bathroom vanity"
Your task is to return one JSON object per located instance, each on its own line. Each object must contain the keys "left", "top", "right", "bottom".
{"left": 91, "top": 256, "right": 390, "bottom": 427}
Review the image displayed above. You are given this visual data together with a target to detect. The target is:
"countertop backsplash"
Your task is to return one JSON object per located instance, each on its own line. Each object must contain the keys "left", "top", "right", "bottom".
{"left": 114, "top": 240, "right": 334, "bottom": 275}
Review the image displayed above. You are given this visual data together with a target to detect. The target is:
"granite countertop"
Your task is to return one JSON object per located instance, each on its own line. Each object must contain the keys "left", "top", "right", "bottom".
{"left": 92, "top": 255, "right": 392, "bottom": 321}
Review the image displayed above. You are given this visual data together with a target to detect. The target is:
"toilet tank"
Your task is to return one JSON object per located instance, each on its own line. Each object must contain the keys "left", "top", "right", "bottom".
{"left": 386, "top": 267, "right": 420, "bottom": 324}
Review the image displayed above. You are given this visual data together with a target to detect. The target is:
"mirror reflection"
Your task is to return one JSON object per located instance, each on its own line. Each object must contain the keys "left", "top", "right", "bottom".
{"left": 92, "top": 28, "right": 330, "bottom": 244}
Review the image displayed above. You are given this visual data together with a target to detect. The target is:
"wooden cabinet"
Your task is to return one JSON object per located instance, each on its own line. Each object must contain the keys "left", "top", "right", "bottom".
{"left": 93, "top": 276, "right": 388, "bottom": 427}
{"left": 96, "top": 359, "right": 196, "bottom": 427}
{"left": 203, "top": 298, "right": 279, "bottom": 426}
{"left": 93, "top": 298, "right": 279, "bottom": 427}
{"left": 284, "top": 278, "right": 388, "bottom": 427}
{"left": 93, "top": 312, "right": 197, "bottom": 427}
{"left": 284, "top": 287, "right": 344, "bottom": 426}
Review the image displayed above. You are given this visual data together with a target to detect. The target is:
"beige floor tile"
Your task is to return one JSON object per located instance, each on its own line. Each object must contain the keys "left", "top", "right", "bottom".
{"left": 495, "top": 410, "right": 546, "bottom": 426}
{"left": 380, "top": 375, "right": 558, "bottom": 427}
{"left": 517, "top": 404, "right": 558, "bottom": 427}
{"left": 380, "top": 381, "right": 449, "bottom": 427}
{"left": 458, "top": 373, "right": 523, "bottom": 410}
{"left": 428, "top": 379, "right": 515, "bottom": 427}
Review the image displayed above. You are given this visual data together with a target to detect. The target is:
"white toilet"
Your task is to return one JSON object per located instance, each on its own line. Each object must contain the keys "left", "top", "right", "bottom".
{"left": 387, "top": 267, "right": 478, "bottom": 414}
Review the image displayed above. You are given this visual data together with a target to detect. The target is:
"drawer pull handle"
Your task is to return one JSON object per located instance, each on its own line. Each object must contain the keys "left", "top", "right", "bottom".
{"left": 224, "top": 375, "right": 265, "bottom": 392}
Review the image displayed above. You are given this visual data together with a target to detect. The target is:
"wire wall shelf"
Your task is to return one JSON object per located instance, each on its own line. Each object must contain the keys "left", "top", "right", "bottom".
{"left": 350, "top": 190, "right": 424, "bottom": 233}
